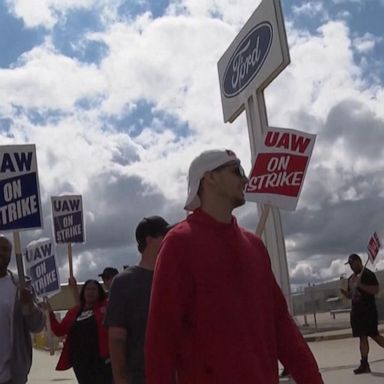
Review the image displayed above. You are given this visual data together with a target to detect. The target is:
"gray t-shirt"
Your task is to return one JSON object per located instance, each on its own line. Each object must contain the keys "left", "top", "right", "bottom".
{"left": 105, "top": 266, "right": 153, "bottom": 384}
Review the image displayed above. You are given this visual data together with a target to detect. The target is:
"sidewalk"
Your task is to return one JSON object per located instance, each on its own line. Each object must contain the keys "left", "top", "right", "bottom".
{"left": 30, "top": 336, "right": 384, "bottom": 384}
{"left": 28, "top": 311, "right": 384, "bottom": 384}
{"left": 296, "top": 311, "right": 384, "bottom": 342}
{"left": 29, "top": 349, "right": 76, "bottom": 384}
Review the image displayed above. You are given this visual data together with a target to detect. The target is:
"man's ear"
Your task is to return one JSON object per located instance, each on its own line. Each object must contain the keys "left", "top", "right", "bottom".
{"left": 145, "top": 235, "right": 158, "bottom": 246}
{"left": 201, "top": 171, "right": 218, "bottom": 187}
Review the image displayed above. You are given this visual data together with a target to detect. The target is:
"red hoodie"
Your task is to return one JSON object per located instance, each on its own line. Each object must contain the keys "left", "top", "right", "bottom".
{"left": 145, "top": 209, "right": 323, "bottom": 384}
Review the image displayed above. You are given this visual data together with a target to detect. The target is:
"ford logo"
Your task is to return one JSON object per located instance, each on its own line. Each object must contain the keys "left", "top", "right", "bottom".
{"left": 223, "top": 22, "right": 273, "bottom": 98}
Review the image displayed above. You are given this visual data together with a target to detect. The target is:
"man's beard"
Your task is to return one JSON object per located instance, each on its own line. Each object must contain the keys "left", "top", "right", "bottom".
{"left": 231, "top": 196, "right": 245, "bottom": 209}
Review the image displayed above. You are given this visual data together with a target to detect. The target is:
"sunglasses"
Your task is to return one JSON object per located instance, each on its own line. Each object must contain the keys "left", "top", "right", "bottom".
{"left": 212, "top": 162, "right": 247, "bottom": 179}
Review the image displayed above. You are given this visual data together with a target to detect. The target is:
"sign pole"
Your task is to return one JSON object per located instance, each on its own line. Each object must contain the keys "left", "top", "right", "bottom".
{"left": 255, "top": 204, "right": 270, "bottom": 236}
{"left": 13, "top": 231, "right": 25, "bottom": 288}
{"left": 44, "top": 297, "right": 55, "bottom": 355}
{"left": 217, "top": 0, "right": 293, "bottom": 310}
{"left": 67, "top": 243, "right": 74, "bottom": 278}
{"left": 245, "top": 91, "right": 292, "bottom": 311}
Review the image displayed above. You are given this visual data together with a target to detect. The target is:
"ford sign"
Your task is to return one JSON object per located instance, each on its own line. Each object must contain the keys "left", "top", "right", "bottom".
{"left": 223, "top": 22, "right": 273, "bottom": 98}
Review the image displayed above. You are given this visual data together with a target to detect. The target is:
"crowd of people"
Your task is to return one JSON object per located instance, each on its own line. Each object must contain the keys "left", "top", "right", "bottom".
{"left": 1, "top": 148, "right": 384, "bottom": 384}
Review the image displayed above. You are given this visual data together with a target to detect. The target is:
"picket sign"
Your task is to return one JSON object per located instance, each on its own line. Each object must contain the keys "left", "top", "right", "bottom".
{"left": 360, "top": 231, "right": 382, "bottom": 276}
{"left": 51, "top": 195, "right": 85, "bottom": 278}
{"left": 245, "top": 127, "right": 316, "bottom": 211}
{"left": 367, "top": 231, "right": 381, "bottom": 264}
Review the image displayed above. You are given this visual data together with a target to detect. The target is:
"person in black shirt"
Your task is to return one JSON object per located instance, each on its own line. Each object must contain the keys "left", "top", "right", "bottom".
{"left": 340, "top": 253, "right": 384, "bottom": 374}
{"left": 105, "top": 216, "right": 171, "bottom": 384}
{"left": 48, "top": 279, "right": 112, "bottom": 384}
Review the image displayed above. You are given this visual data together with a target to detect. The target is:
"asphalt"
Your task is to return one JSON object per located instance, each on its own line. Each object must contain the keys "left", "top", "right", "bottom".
{"left": 28, "top": 311, "right": 384, "bottom": 383}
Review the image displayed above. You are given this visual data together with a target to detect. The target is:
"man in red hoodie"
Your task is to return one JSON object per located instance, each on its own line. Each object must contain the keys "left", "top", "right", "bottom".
{"left": 145, "top": 149, "right": 323, "bottom": 384}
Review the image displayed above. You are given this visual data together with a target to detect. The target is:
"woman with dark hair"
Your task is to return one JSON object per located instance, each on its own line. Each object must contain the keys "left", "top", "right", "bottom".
{"left": 47, "top": 279, "right": 112, "bottom": 384}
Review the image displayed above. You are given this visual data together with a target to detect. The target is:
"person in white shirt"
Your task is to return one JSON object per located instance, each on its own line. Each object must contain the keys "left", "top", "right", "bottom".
{"left": 0, "top": 235, "right": 45, "bottom": 384}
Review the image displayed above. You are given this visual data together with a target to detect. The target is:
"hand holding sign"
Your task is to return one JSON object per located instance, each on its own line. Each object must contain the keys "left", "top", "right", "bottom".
{"left": 19, "top": 286, "right": 33, "bottom": 306}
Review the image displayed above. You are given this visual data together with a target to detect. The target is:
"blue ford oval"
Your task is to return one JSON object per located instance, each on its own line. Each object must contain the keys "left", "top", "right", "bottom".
{"left": 223, "top": 22, "right": 273, "bottom": 98}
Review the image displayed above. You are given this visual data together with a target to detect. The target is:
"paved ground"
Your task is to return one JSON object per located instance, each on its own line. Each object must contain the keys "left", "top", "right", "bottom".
{"left": 28, "top": 311, "right": 384, "bottom": 383}
{"left": 30, "top": 337, "right": 384, "bottom": 384}
{"left": 29, "top": 349, "right": 76, "bottom": 383}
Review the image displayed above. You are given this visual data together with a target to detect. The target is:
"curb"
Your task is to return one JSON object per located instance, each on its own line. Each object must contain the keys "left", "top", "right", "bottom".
{"left": 303, "top": 331, "right": 352, "bottom": 342}
{"left": 302, "top": 323, "right": 384, "bottom": 342}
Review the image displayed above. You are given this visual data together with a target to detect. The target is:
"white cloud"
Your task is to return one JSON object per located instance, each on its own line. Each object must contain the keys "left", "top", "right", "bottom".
{"left": 6, "top": 0, "right": 57, "bottom": 28}
{"left": 267, "top": 20, "right": 365, "bottom": 126}
{"left": 291, "top": 261, "right": 320, "bottom": 284}
{"left": 167, "top": 0, "right": 261, "bottom": 27}
{"left": 292, "top": 2, "right": 328, "bottom": 19}
{"left": 319, "top": 259, "right": 348, "bottom": 280}
{"left": 1, "top": 0, "right": 384, "bottom": 285}
{"left": 6, "top": 0, "right": 98, "bottom": 28}
{"left": 331, "top": 0, "right": 362, "bottom": 3}
{"left": 0, "top": 42, "right": 106, "bottom": 111}
{"left": 353, "top": 32, "right": 380, "bottom": 53}
{"left": 5, "top": 0, "right": 126, "bottom": 29}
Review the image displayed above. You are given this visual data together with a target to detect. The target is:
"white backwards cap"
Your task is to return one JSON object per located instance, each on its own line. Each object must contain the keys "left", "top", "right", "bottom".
{"left": 184, "top": 149, "right": 240, "bottom": 211}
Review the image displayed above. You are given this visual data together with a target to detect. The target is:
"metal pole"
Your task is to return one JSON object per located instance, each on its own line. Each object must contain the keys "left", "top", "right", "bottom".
{"left": 67, "top": 243, "right": 73, "bottom": 278}
{"left": 311, "top": 284, "right": 317, "bottom": 329}
{"left": 245, "top": 91, "right": 292, "bottom": 312}
{"left": 44, "top": 296, "right": 55, "bottom": 355}
{"left": 13, "top": 231, "right": 25, "bottom": 288}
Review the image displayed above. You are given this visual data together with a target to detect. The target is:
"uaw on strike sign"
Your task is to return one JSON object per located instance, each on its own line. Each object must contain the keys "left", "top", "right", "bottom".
{"left": 25, "top": 238, "right": 60, "bottom": 297}
{"left": 245, "top": 127, "right": 316, "bottom": 210}
{"left": 51, "top": 195, "right": 84, "bottom": 243}
{"left": 0, "top": 144, "right": 42, "bottom": 231}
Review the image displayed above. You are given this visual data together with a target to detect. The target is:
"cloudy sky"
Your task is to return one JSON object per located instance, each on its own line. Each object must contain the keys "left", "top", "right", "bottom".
{"left": 1, "top": 0, "right": 384, "bottom": 291}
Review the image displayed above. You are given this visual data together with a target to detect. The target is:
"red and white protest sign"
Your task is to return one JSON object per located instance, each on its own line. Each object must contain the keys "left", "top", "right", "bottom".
{"left": 367, "top": 231, "right": 381, "bottom": 263}
{"left": 245, "top": 127, "right": 316, "bottom": 210}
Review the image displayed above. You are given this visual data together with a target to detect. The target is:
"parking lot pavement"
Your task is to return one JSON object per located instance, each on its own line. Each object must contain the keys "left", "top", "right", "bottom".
{"left": 29, "top": 349, "right": 76, "bottom": 384}
{"left": 30, "top": 335, "right": 384, "bottom": 384}
{"left": 280, "top": 336, "right": 384, "bottom": 383}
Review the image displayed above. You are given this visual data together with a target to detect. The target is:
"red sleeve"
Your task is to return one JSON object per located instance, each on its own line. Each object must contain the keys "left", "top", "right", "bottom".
{"left": 272, "top": 278, "right": 323, "bottom": 384}
{"left": 49, "top": 307, "right": 78, "bottom": 337}
{"left": 243, "top": 232, "right": 323, "bottom": 383}
{"left": 145, "top": 234, "right": 192, "bottom": 384}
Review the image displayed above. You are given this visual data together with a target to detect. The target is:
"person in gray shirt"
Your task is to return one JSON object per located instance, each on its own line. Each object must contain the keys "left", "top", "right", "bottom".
{"left": 105, "top": 216, "right": 171, "bottom": 384}
{"left": 0, "top": 235, "right": 45, "bottom": 384}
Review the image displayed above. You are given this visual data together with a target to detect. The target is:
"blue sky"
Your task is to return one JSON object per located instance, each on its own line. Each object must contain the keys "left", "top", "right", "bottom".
{"left": 1, "top": 0, "right": 384, "bottom": 290}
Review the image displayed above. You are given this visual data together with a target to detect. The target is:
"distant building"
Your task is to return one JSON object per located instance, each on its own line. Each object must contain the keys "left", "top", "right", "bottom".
{"left": 291, "top": 270, "right": 384, "bottom": 320}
